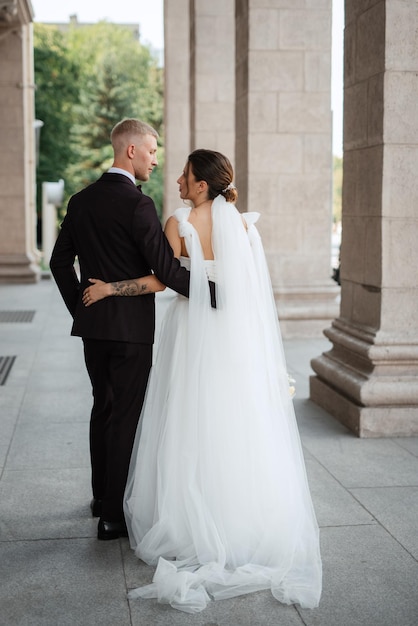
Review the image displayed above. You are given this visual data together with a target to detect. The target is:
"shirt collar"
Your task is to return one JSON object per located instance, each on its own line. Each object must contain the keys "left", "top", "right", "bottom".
{"left": 107, "top": 167, "right": 136, "bottom": 185}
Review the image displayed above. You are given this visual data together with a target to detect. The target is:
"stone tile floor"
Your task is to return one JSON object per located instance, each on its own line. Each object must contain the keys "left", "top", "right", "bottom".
{"left": 0, "top": 280, "right": 417, "bottom": 626}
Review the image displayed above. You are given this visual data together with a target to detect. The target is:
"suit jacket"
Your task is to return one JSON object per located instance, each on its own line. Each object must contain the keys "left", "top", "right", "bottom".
{"left": 50, "top": 172, "right": 190, "bottom": 344}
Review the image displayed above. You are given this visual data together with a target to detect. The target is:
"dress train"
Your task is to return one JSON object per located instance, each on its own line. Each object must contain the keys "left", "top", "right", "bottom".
{"left": 124, "top": 196, "right": 322, "bottom": 613}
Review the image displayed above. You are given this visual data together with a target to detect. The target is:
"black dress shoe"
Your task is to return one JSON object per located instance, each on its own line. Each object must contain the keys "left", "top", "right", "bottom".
{"left": 90, "top": 498, "right": 102, "bottom": 517}
{"left": 97, "top": 518, "right": 128, "bottom": 540}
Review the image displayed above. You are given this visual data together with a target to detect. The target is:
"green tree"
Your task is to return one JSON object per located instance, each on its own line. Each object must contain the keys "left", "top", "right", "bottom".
{"left": 66, "top": 22, "right": 164, "bottom": 214}
{"left": 35, "top": 20, "right": 165, "bottom": 219}
{"left": 34, "top": 24, "right": 80, "bottom": 222}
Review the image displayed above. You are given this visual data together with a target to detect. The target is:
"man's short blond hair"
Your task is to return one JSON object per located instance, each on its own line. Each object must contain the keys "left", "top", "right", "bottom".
{"left": 110, "top": 118, "right": 158, "bottom": 154}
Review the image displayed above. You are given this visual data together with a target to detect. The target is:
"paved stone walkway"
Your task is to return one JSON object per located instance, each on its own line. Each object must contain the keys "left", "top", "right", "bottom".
{"left": 0, "top": 279, "right": 417, "bottom": 626}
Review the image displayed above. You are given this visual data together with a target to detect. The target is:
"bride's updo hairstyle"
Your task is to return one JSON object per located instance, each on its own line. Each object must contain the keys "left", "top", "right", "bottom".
{"left": 187, "top": 149, "right": 238, "bottom": 204}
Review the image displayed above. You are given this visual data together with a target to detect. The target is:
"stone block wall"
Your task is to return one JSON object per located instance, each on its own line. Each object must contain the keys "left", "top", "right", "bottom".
{"left": 310, "top": 0, "right": 418, "bottom": 436}
{"left": 164, "top": 0, "right": 235, "bottom": 219}
{"left": 236, "top": 0, "right": 338, "bottom": 335}
{"left": 0, "top": 4, "right": 39, "bottom": 282}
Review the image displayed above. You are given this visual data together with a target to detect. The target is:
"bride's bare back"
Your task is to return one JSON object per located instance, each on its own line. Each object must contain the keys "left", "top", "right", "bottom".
{"left": 165, "top": 202, "right": 214, "bottom": 261}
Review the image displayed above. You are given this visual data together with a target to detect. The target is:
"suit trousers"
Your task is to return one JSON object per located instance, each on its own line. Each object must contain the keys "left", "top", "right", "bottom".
{"left": 83, "top": 338, "right": 152, "bottom": 521}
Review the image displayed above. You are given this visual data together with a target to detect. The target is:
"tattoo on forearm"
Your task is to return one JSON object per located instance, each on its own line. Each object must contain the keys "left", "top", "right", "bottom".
{"left": 110, "top": 280, "right": 150, "bottom": 296}
{"left": 111, "top": 281, "right": 141, "bottom": 296}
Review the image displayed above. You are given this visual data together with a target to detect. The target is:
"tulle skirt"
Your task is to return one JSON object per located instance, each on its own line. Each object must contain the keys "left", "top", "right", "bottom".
{"left": 124, "top": 290, "right": 322, "bottom": 613}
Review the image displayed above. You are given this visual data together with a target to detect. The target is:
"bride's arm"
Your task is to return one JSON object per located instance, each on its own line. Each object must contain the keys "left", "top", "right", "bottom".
{"left": 82, "top": 275, "right": 165, "bottom": 307}
{"left": 83, "top": 217, "right": 181, "bottom": 307}
{"left": 164, "top": 216, "right": 182, "bottom": 258}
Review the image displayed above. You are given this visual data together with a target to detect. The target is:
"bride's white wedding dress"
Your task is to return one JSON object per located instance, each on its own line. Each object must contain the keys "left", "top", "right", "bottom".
{"left": 124, "top": 195, "right": 322, "bottom": 613}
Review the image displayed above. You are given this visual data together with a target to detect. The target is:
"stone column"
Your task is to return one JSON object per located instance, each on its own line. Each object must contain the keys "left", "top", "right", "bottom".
{"left": 163, "top": 0, "right": 192, "bottom": 219}
{"left": 0, "top": 1, "right": 39, "bottom": 283}
{"left": 164, "top": 0, "right": 235, "bottom": 220}
{"left": 192, "top": 0, "right": 235, "bottom": 157}
{"left": 236, "top": 0, "right": 338, "bottom": 336}
{"left": 165, "top": 0, "right": 336, "bottom": 336}
{"left": 310, "top": 0, "right": 418, "bottom": 436}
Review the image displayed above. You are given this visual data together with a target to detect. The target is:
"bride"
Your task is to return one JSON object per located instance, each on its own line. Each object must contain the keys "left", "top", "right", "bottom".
{"left": 83, "top": 149, "right": 322, "bottom": 613}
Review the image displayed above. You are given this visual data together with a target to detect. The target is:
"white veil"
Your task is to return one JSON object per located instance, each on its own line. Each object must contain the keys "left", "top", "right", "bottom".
{"left": 124, "top": 195, "right": 322, "bottom": 613}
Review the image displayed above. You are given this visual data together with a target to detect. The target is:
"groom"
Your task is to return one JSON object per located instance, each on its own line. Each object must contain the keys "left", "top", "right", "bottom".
{"left": 50, "top": 119, "right": 190, "bottom": 540}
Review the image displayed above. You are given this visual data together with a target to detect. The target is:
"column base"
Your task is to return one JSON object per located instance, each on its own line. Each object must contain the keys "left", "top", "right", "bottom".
{"left": 0, "top": 254, "right": 41, "bottom": 284}
{"left": 310, "top": 375, "right": 418, "bottom": 437}
{"left": 310, "top": 318, "right": 418, "bottom": 437}
{"left": 275, "top": 285, "right": 340, "bottom": 338}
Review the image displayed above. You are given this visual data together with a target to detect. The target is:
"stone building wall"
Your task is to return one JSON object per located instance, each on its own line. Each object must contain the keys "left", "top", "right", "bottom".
{"left": 0, "top": 0, "right": 39, "bottom": 283}
{"left": 165, "top": 0, "right": 338, "bottom": 336}
{"left": 310, "top": 0, "right": 418, "bottom": 436}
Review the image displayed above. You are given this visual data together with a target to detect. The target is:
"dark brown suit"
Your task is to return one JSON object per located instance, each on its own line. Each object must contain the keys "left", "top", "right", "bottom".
{"left": 50, "top": 172, "right": 189, "bottom": 521}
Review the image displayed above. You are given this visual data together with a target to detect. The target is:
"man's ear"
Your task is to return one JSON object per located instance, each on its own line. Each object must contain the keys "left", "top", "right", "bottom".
{"left": 127, "top": 144, "right": 135, "bottom": 159}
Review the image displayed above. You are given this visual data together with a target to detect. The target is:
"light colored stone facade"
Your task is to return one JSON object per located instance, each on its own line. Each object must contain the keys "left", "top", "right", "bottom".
{"left": 0, "top": 0, "right": 39, "bottom": 282}
{"left": 239, "top": 0, "right": 338, "bottom": 336}
{"left": 164, "top": 0, "right": 236, "bottom": 217}
{"left": 310, "top": 0, "right": 418, "bottom": 436}
{"left": 2, "top": 0, "right": 417, "bottom": 434}
{"left": 165, "top": 0, "right": 338, "bottom": 336}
